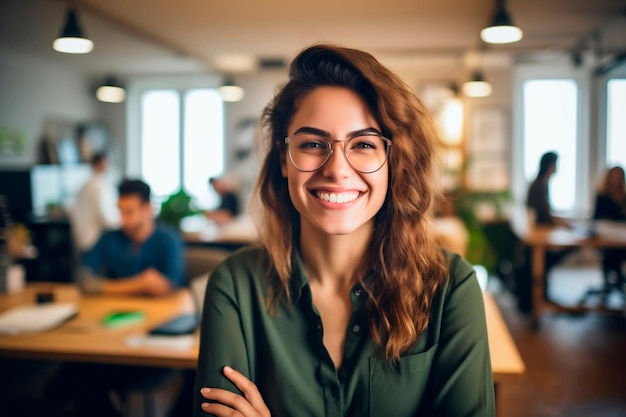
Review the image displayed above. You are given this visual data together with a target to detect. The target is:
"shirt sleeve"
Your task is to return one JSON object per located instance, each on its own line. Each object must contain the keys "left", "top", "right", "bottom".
{"left": 424, "top": 258, "right": 496, "bottom": 416}
{"left": 193, "top": 262, "right": 252, "bottom": 417}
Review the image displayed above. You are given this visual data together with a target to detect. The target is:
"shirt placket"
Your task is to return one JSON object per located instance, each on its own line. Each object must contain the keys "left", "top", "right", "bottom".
{"left": 321, "top": 284, "right": 368, "bottom": 417}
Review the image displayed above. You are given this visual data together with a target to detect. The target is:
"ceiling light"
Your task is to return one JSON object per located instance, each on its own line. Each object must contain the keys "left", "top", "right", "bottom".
{"left": 480, "top": 0, "right": 523, "bottom": 44}
{"left": 96, "top": 77, "right": 126, "bottom": 103}
{"left": 213, "top": 54, "right": 257, "bottom": 73}
{"left": 218, "top": 78, "right": 244, "bottom": 102}
{"left": 462, "top": 72, "right": 492, "bottom": 98}
{"left": 53, "top": 7, "right": 94, "bottom": 54}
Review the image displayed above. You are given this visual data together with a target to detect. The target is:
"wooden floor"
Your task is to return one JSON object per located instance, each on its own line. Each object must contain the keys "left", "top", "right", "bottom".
{"left": 493, "top": 264, "right": 626, "bottom": 417}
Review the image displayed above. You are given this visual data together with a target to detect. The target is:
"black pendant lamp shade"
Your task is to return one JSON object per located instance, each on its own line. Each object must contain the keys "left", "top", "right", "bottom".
{"left": 53, "top": 7, "right": 94, "bottom": 54}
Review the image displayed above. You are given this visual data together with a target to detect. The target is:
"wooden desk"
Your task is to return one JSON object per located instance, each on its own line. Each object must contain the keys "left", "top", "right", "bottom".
{"left": 0, "top": 283, "right": 198, "bottom": 368}
{"left": 483, "top": 291, "right": 526, "bottom": 415}
{"left": 517, "top": 224, "right": 626, "bottom": 326}
{"left": 182, "top": 214, "right": 257, "bottom": 251}
{"left": 483, "top": 291, "right": 526, "bottom": 384}
{"left": 1, "top": 285, "right": 523, "bottom": 409}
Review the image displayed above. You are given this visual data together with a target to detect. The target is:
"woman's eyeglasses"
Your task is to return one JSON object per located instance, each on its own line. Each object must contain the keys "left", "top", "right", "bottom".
{"left": 285, "top": 133, "right": 391, "bottom": 173}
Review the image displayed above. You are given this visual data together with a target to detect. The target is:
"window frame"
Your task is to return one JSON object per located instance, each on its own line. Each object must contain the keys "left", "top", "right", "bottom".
{"left": 512, "top": 63, "right": 592, "bottom": 216}
{"left": 126, "top": 74, "right": 224, "bottom": 207}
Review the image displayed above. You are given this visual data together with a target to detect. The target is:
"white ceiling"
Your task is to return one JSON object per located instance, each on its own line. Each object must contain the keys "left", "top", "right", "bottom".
{"left": 2, "top": 0, "right": 626, "bottom": 79}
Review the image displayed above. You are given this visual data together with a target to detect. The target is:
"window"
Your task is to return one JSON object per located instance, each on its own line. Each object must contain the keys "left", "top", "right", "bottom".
{"left": 606, "top": 79, "right": 626, "bottom": 168}
{"left": 140, "top": 88, "right": 223, "bottom": 208}
{"left": 522, "top": 79, "right": 578, "bottom": 211}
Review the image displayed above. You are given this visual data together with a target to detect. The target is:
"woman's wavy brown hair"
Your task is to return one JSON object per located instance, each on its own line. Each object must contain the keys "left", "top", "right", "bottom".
{"left": 253, "top": 44, "right": 449, "bottom": 360}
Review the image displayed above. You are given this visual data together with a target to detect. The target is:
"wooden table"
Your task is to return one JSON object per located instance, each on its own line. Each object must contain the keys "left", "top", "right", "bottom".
{"left": 0, "top": 283, "right": 199, "bottom": 368}
{"left": 0, "top": 284, "right": 524, "bottom": 411}
{"left": 516, "top": 224, "right": 626, "bottom": 326}
{"left": 483, "top": 291, "right": 526, "bottom": 415}
{"left": 181, "top": 214, "right": 257, "bottom": 251}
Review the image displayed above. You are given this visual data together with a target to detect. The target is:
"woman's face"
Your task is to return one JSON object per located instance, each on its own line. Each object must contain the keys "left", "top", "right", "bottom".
{"left": 608, "top": 168, "right": 625, "bottom": 189}
{"left": 281, "top": 86, "right": 389, "bottom": 238}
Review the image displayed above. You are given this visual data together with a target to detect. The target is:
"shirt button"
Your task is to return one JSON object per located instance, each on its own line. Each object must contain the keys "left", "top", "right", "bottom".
{"left": 317, "top": 323, "right": 322, "bottom": 330}
{"left": 352, "top": 324, "right": 361, "bottom": 333}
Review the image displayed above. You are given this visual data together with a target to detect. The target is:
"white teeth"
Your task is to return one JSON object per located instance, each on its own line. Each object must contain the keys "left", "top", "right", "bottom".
{"left": 315, "top": 191, "right": 359, "bottom": 203}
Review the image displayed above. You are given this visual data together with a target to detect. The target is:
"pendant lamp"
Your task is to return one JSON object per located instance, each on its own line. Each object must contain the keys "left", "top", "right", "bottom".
{"left": 53, "top": 7, "right": 94, "bottom": 54}
{"left": 96, "top": 77, "right": 126, "bottom": 103}
{"left": 218, "top": 78, "right": 244, "bottom": 102}
{"left": 462, "top": 71, "right": 492, "bottom": 98}
{"left": 480, "top": 0, "right": 523, "bottom": 44}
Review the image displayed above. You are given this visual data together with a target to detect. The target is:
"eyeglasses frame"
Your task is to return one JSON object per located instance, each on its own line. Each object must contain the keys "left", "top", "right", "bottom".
{"left": 284, "top": 133, "right": 392, "bottom": 174}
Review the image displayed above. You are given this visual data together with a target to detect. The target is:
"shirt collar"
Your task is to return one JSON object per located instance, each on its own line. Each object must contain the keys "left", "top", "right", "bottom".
{"left": 289, "top": 248, "right": 309, "bottom": 305}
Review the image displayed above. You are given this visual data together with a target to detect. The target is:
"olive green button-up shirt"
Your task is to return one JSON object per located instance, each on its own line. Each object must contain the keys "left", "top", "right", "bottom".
{"left": 194, "top": 246, "right": 495, "bottom": 417}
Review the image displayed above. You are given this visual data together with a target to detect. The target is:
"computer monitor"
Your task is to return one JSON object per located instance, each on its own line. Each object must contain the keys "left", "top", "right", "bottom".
{"left": 30, "top": 165, "right": 62, "bottom": 218}
{"left": 0, "top": 169, "right": 33, "bottom": 223}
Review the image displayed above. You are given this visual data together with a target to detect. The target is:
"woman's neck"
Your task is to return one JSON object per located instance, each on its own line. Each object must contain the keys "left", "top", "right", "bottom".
{"left": 299, "top": 222, "right": 372, "bottom": 291}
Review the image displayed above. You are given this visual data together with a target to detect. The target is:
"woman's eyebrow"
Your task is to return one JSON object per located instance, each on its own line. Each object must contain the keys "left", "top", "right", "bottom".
{"left": 292, "top": 126, "right": 330, "bottom": 136}
{"left": 292, "top": 126, "right": 382, "bottom": 137}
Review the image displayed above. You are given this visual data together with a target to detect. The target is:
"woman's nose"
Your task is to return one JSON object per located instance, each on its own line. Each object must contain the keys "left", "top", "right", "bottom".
{"left": 321, "top": 142, "right": 352, "bottom": 179}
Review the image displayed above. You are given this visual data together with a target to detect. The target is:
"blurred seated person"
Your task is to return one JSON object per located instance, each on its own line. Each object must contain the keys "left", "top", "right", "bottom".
{"left": 79, "top": 178, "right": 185, "bottom": 296}
{"left": 526, "top": 151, "right": 571, "bottom": 228}
{"left": 203, "top": 176, "right": 241, "bottom": 225}
{"left": 520, "top": 151, "right": 572, "bottom": 309}
{"left": 47, "top": 179, "right": 185, "bottom": 417}
{"left": 593, "top": 166, "right": 626, "bottom": 289}
{"left": 70, "top": 152, "right": 118, "bottom": 253}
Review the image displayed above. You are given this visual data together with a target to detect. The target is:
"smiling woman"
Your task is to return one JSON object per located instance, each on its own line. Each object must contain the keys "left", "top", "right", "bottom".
{"left": 193, "top": 44, "right": 495, "bottom": 417}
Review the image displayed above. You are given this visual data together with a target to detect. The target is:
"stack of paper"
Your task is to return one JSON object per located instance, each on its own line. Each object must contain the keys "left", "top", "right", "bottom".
{"left": 0, "top": 302, "right": 78, "bottom": 334}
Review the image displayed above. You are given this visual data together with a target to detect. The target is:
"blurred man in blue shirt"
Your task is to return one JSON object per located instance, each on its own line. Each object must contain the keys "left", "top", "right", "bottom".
{"left": 47, "top": 179, "right": 185, "bottom": 417}
{"left": 80, "top": 178, "right": 184, "bottom": 296}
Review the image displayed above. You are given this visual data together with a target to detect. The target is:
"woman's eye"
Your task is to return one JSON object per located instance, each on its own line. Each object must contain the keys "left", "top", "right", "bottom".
{"left": 300, "top": 141, "right": 325, "bottom": 149}
{"left": 297, "top": 136, "right": 329, "bottom": 150}
{"left": 351, "top": 139, "right": 377, "bottom": 150}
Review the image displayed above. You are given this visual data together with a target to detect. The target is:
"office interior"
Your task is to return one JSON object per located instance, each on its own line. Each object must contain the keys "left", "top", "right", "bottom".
{"left": 1, "top": 0, "right": 626, "bottom": 416}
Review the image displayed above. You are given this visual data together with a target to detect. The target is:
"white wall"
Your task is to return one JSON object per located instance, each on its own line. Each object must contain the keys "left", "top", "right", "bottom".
{"left": 0, "top": 48, "right": 97, "bottom": 167}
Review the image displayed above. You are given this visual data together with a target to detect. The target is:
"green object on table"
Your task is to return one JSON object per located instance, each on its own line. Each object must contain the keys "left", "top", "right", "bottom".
{"left": 101, "top": 310, "right": 145, "bottom": 328}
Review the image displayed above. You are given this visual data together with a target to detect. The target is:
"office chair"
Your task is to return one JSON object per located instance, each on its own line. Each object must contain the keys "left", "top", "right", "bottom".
{"left": 578, "top": 249, "right": 625, "bottom": 306}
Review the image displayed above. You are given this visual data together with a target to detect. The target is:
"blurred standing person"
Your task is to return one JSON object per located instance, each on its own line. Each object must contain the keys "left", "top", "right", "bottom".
{"left": 70, "top": 152, "right": 118, "bottom": 253}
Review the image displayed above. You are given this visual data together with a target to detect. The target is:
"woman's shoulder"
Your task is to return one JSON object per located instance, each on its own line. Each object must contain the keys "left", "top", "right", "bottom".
{"left": 444, "top": 251, "right": 478, "bottom": 288}
{"left": 431, "top": 250, "right": 484, "bottom": 309}
{"left": 208, "top": 245, "right": 269, "bottom": 290}
{"left": 218, "top": 244, "right": 266, "bottom": 269}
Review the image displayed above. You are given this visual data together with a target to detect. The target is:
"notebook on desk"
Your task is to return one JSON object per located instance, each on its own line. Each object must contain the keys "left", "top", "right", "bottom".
{"left": 0, "top": 302, "right": 78, "bottom": 334}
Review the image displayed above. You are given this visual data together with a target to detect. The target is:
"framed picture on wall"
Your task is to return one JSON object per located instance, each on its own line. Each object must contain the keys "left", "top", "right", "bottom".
{"left": 469, "top": 106, "right": 507, "bottom": 155}
{"left": 466, "top": 106, "right": 510, "bottom": 191}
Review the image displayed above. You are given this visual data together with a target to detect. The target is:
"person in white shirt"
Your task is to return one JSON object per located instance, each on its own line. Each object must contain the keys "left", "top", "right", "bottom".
{"left": 70, "top": 152, "right": 118, "bottom": 253}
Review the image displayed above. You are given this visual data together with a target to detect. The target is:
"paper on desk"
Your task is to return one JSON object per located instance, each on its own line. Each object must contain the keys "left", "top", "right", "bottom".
{"left": 595, "top": 221, "right": 626, "bottom": 242}
{"left": 125, "top": 334, "right": 196, "bottom": 350}
{"left": 0, "top": 302, "right": 78, "bottom": 334}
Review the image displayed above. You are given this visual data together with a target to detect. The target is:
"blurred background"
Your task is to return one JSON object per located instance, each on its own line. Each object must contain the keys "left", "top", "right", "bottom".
{"left": 0, "top": 1, "right": 625, "bottom": 416}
